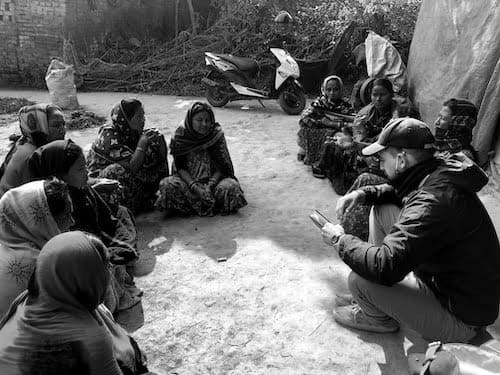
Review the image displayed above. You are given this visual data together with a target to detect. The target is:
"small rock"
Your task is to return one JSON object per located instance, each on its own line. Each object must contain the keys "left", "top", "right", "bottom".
{"left": 148, "top": 236, "right": 168, "bottom": 248}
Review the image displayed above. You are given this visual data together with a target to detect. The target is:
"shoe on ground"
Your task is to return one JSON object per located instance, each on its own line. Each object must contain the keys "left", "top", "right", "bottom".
{"left": 312, "top": 167, "right": 326, "bottom": 179}
{"left": 333, "top": 304, "right": 400, "bottom": 333}
{"left": 334, "top": 293, "right": 357, "bottom": 307}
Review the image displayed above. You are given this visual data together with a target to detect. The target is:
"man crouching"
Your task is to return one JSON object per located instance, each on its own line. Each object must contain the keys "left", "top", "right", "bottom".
{"left": 321, "top": 117, "right": 500, "bottom": 343}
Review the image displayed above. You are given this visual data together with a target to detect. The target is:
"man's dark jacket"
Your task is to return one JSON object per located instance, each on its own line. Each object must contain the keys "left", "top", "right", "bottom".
{"left": 338, "top": 153, "right": 500, "bottom": 326}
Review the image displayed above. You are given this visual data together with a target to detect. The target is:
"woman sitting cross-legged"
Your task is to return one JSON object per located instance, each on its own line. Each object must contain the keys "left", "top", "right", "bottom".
{"left": 0, "top": 103, "right": 66, "bottom": 197}
{"left": 314, "top": 78, "right": 397, "bottom": 194}
{"left": 156, "top": 102, "right": 247, "bottom": 217}
{"left": 297, "top": 75, "right": 354, "bottom": 168}
{"left": 0, "top": 178, "right": 74, "bottom": 317}
{"left": 27, "top": 139, "right": 143, "bottom": 325}
{"left": 0, "top": 231, "right": 151, "bottom": 375}
{"left": 87, "top": 99, "right": 169, "bottom": 214}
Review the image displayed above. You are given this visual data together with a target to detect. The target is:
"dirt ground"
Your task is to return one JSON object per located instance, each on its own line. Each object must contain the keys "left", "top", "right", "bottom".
{"left": 1, "top": 89, "right": 500, "bottom": 375}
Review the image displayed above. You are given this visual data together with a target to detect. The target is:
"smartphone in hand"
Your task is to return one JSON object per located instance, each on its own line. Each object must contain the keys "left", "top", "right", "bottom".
{"left": 309, "top": 209, "right": 331, "bottom": 229}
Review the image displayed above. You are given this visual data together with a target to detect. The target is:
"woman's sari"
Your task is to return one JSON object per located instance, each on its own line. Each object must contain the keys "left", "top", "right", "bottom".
{"left": 156, "top": 102, "right": 247, "bottom": 216}
{"left": 87, "top": 102, "right": 169, "bottom": 213}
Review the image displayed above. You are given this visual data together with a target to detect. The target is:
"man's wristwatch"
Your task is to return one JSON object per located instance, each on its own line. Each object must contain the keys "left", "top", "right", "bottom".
{"left": 331, "top": 235, "right": 342, "bottom": 246}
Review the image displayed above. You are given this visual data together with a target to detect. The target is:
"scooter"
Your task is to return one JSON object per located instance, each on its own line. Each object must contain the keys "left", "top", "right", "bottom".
{"left": 201, "top": 48, "right": 306, "bottom": 115}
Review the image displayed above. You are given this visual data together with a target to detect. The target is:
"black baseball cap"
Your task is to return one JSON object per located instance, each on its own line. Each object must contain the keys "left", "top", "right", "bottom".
{"left": 362, "top": 117, "right": 435, "bottom": 156}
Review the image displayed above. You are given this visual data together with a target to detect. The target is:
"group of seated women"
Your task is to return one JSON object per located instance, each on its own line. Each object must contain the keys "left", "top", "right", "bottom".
{"left": 0, "top": 100, "right": 247, "bottom": 374}
{"left": 298, "top": 75, "right": 480, "bottom": 240}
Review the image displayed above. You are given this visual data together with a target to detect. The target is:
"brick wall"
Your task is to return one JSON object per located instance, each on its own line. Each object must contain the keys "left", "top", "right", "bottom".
{"left": 0, "top": 0, "right": 110, "bottom": 86}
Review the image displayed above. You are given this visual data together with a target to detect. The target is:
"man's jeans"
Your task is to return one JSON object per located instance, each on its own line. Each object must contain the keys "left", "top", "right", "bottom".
{"left": 348, "top": 204, "right": 479, "bottom": 343}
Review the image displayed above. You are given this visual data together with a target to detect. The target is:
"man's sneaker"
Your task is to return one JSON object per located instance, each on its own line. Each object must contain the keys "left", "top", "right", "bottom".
{"left": 334, "top": 293, "right": 357, "bottom": 307}
{"left": 333, "top": 304, "right": 400, "bottom": 333}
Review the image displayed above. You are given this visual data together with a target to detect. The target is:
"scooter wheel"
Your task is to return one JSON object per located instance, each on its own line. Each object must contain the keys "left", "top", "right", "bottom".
{"left": 279, "top": 85, "right": 306, "bottom": 115}
{"left": 206, "top": 87, "right": 230, "bottom": 107}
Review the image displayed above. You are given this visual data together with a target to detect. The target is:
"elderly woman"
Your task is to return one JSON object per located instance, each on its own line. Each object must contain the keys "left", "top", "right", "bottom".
{"left": 434, "top": 98, "right": 478, "bottom": 161}
{"left": 0, "top": 231, "right": 150, "bottom": 375}
{"left": 87, "top": 99, "right": 169, "bottom": 214}
{"left": 27, "top": 140, "right": 143, "bottom": 324}
{"left": 0, "top": 103, "right": 65, "bottom": 197}
{"left": 0, "top": 178, "right": 73, "bottom": 316}
{"left": 297, "top": 75, "right": 353, "bottom": 168}
{"left": 315, "top": 78, "right": 397, "bottom": 194}
{"left": 156, "top": 102, "right": 247, "bottom": 217}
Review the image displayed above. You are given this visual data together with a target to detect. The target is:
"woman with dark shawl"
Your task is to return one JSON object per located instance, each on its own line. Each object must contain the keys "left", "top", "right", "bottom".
{"left": 0, "top": 103, "right": 65, "bottom": 197}
{"left": 315, "top": 78, "right": 397, "bottom": 194}
{"left": 28, "top": 140, "right": 143, "bottom": 324}
{"left": 434, "top": 98, "right": 478, "bottom": 161}
{"left": 87, "top": 99, "right": 169, "bottom": 214}
{"left": 297, "top": 75, "right": 354, "bottom": 168}
{"left": 0, "top": 231, "right": 150, "bottom": 375}
{"left": 156, "top": 102, "right": 247, "bottom": 217}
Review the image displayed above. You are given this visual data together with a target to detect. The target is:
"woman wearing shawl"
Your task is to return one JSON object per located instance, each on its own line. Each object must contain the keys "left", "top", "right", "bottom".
{"left": 0, "top": 179, "right": 73, "bottom": 316}
{"left": 0, "top": 103, "right": 65, "bottom": 197}
{"left": 87, "top": 99, "right": 169, "bottom": 214}
{"left": 297, "top": 75, "right": 353, "bottom": 167}
{"left": 28, "top": 140, "right": 143, "bottom": 325}
{"left": 156, "top": 102, "right": 247, "bottom": 217}
{"left": 434, "top": 98, "right": 478, "bottom": 161}
{"left": 315, "top": 78, "right": 397, "bottom": 192}
{"left": 0, "top": 231, "right": 150, "bottom": 375}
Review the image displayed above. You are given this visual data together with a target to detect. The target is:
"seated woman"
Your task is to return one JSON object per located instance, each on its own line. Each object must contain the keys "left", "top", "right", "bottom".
{"left": 297, "top": 75, "right": 353, "bottom": 168}
{"left": 434, "top": 98, "right": 478, "bottom": 161}
{"left": 0, "top": 178, "right": 73, "bottom": 317}
{"left": 28, "top": 139, "right": 142, "bottom": 324}
{"left": 0, "top": 231, "right": 150, "bottom": 375}
{"left": 315, "top": 78, "right": 397, "bottom": 194}
{"left": 87, "top": 99, "right": 169, "bottom": 214}
{"left": 0, "top": 103, "right": 65, "bottom": 197}
{"left": 156, "top": 102, "right": 247, "bottom": 217}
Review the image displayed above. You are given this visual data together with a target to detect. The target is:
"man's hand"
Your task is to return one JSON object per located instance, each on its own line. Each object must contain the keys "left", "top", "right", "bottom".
{"left": 336, "top": 190, "right": 365, "bottom": 219}
{"left": 321, "top": 223, "right": 345, "bottom": 246}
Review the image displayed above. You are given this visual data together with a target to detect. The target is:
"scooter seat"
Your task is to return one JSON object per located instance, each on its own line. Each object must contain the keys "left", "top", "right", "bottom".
{"left": 214, "top": 54, "right": 259, "bottom": 73}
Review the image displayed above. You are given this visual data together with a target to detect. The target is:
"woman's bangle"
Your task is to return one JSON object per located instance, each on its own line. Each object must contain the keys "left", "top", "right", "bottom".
{"left": 136, "top": 146, "right": 146, "bottom": 153}
{"left": 188, "top": 180, "right": 198, "bottom": 189}
{"left": 209, "top": 177, "right": 218, "bottom": 185}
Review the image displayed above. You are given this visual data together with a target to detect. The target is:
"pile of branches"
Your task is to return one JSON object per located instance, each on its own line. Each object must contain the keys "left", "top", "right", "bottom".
{"left": 65, "top": 110, "right": 106, "bottom": 130}
{"left": 78, "top": 0, "right": 420, "bottom": 95}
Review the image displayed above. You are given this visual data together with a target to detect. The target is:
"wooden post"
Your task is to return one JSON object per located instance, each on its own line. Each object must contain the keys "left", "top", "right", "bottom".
{"left": 175, "top": 0, "right": 180, "bottom": 44}
{"left": 185, "top": 0, "right": 197, "bottom": 35}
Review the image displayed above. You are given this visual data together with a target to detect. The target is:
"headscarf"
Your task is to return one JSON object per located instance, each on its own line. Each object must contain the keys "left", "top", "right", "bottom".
{"left": 0, "top": 180, "right": 61, "bottom": 316}
{"left": 321, "top": 75, "right": 344, "bottom": 96}
{"left": 28, "top": 139, "right": 83, "bottom": 179}
{"left": 170, "top": 102, "right": 235, "bottom": 178}
{"left": 0, "top": 231, "right": 122, "bottom": 375}
{"left": 18, "top": 103, "right": 62, "bottom": 145}
{"left": 435, "top": 99, "right": 478, "bottom": 154}
{"left": 0, "top": 180, "right": 60, "bottom": 252}
{"left": 170, "top": 102, "right": 224, "bottom": 156}
{"left": 110, "top": 99, "right": 143, "bottom": 145}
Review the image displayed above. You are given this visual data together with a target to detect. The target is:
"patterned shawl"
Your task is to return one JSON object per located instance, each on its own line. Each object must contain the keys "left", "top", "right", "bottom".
{"left": 109, "top": 100, "right": 142, "bottom": 150}
{"left": 0, "top": 180, "right": 61, "bottom": 316}
{"left": 435, "top": 99, "right": 478, "bottom": 154}
{"left": 0, "top": 180, "right": 60, "bottom": 252}
{"left": 0, "top": 231, "right": 122, "bottom": 375}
